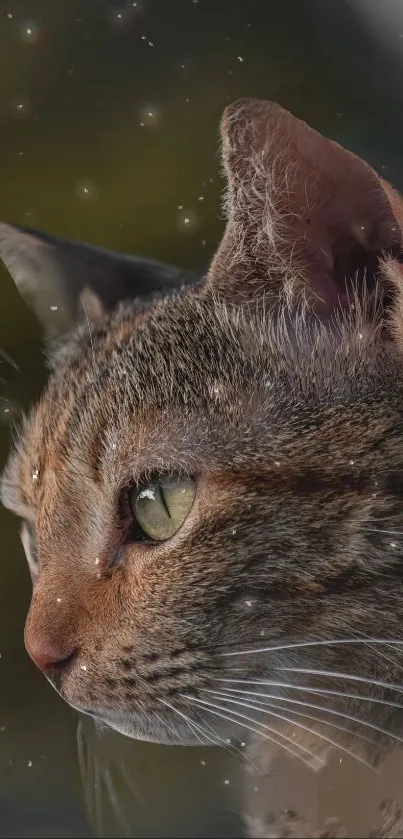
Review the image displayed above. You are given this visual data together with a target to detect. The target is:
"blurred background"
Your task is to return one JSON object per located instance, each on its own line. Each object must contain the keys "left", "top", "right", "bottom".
{"left": 2, "top": 1, "right": 403, "bottom": 836}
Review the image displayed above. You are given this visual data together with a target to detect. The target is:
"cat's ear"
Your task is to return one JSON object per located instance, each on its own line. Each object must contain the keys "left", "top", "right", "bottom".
{"left": 207, "top": 98, "right": 403, "bottom": 317}
{"left": 0, "top": 223, "right": 194, "bottom": 337}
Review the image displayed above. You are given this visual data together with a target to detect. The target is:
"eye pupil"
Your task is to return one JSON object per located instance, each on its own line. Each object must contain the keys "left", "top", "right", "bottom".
{"left": 128, "top": 476, "right": 196, "bottom": 542}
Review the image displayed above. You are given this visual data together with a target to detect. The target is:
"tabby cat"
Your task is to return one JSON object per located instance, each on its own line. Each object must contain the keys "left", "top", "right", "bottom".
{"left": 3, "top": 98, "right": 403, "bottom": 775}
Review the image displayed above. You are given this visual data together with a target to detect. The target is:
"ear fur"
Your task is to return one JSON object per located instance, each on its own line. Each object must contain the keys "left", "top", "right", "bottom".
{"left": 0, "top": 222, "right": 198, "bottom": 336}
{"left": 207, "top": 98, "right": 403, "bottom": 320}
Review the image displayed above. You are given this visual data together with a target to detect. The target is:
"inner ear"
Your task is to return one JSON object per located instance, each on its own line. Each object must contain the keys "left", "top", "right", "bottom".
{"left": 207, "top": 98, "right": 403, "bottom": 320}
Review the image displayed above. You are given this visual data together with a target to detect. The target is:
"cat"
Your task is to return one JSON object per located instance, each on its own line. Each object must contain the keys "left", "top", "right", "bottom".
{"left": 3, "top": 97, "right": 403, "bottom": 789}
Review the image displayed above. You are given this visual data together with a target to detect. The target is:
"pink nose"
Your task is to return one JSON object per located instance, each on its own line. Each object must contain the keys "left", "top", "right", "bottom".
{"left": 25, "top": 632, "right": 77, "bottom": 675}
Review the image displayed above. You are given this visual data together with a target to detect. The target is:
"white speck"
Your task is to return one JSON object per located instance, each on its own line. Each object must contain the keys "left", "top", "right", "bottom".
{"left": 254, "top": 786, "right": 259, "bottom": 792}
{"left": 75, "top": 180, "right": 98, "bottom": 202}
{"left": 245, "top": 600, "right": 253, "bottom": 608}
{"left": 6, "top": 12, "right": 13, "bottom": 19}
{"left": 56, "top": 598, "right": 61, "bottom": 604}
{"left": 50, "top": 305, "right": 58, "bottom": 311}
{"left": 94, "top": 557, "right": 100, "bottom": 566}
{"left": 148, "top": 40, "right": 154, "bottom": 47}
{"left": 232, "top": 529, "right": 237, "bottom": 536}
{"left": 177, "top": 209, "right": 198, "bottom": 232}
{"left": 140, "top": 105, "right": 160, "bottom": 127}
{"left": 349, "top": 459, "right": 355, "bottom": 466}
{"left": 260, "top": 629, "right": 265, "bottom": 636}
{"left": 224, "top": 779, "right": 230, "bottom": 785}
{"left": 20, "top": 20, "right": 41, "bottom": 43}
{"left": 237, "top": 55, "right": 244, "bottom": 62}
{"left": 360, "top": 225, "right": 365, "bottom": 231}
{"left": 200, "top": 759, "right": 206, "bottom": 766}
{"left": 358, "top": 332, "right": 363, "bottom": 339}
{"left": 139, "top": 488, "right": 156, "bottom": 501}
{"left": 185, "top": 96, "right": 190, "bottom": 103}
{"left": 32, "top": 469, "right": 39, "bottom": 482}
{"left": 390, "top": 542, "right": 398, "bottom": 549}
{"left": 28, "top": 760, "right": 33, "bottom": 767}
{"left": 339, "top": 758, "right": 343, "bottom": 764}
{"left": 201, "top": 239, "right": 206, "bottom": 246}
{"left": 13, "top": 98, "right": 31, "bottom": 117}
{"left": 141, "top": 34, "right": 147, "bottom": 40}
{"left": 4, "top": 408, "right": 9, "bottom": 414}
{"left": 117, "top": 12, "right": 122, "bottom": 19}
{"left": 274, "top": 461, "right": 281, "bottom": 468}
{"left": 80, "top": 664, "right": 87, "bottom": 672}
{"left": 111, "top": 442, "right": 117, "bottom": 450}
{"left": 198, "top": 195, "right": 204, "bottom": 201}
{"left": 241, "top": 741, "right": 246, "bottom": 748}
{"left": 178, "top": 204, "right": 183, "bottom": 210}
{"left": 0, "top": 726, "right": 6, "bottom": 732}
{"left": 374, "top": 481, "right": 379, "bottom": 487}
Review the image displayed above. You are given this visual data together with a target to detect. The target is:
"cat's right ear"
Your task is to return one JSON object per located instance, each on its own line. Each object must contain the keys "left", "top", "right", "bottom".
{"left": 207, "top": 98, "right": 403, "bottom": 320}
{"left": 0, "top": 223, "right": 195, "bottom": 337}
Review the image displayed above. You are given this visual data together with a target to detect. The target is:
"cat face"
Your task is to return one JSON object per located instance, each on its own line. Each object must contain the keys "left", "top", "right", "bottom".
{"left": 3, "top": 99, "right": 403, "bottom": 759}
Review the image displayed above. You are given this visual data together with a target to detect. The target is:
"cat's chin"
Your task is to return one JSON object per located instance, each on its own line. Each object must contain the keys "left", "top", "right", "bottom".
{"left": 80, "top": 708, "right": 207, "bottom": 746}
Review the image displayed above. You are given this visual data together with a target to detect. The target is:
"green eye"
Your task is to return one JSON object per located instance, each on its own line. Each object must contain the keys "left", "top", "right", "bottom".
{"left": 130, "top": 476, "right": 196, "bottom": 541}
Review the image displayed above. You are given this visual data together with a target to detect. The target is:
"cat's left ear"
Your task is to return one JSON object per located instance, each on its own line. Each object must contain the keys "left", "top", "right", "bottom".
{"left": 0, "top": 223, "right": 195, "bottom": 337}
{"left": 207, "top": 98, "right": 403, "bottom": 320}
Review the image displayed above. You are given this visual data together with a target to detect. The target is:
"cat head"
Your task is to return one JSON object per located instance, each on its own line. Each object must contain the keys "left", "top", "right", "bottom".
{"left": 3, "top": 99, "right": 403, "bottom": 759}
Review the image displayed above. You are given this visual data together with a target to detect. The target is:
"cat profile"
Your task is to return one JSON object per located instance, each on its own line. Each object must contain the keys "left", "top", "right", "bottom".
{"left": 3, "top": 98, "right": 403, "bottom": 777}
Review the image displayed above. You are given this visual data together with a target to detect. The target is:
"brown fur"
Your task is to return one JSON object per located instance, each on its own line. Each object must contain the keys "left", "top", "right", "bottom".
{"left": 3, "top": 99, "right": 403, "bottom": 775}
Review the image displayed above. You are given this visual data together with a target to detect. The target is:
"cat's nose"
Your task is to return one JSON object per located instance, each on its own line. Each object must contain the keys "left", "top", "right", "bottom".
{"left": 25, "top": 632, "right": 77, "bottom": 675}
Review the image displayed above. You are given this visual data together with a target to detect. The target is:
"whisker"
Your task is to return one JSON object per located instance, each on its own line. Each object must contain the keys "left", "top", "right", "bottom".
{"left": 216, "top": 678, "right": 403, "bottom": 711}
{"left": 81, "top": 298, "right": 98, "bottom": 383}
{"left": 157, "top": 698, "right": 220, "bottom": 747}
{"left": 0, "top": 346, "right": 19, "bottom": 370}
{"left": 197, "top": 715, "right": 262, "bottom": 773}
{"left": 94, "top": 753, "right": 105, "bottom": 838}
{"left": 368, "top": 529, "right": 403, "bottom": 536}
{"left": 207, "top": 687, "right": 398, "bottom": 748}
{"left": 102, "top": 766, "right": 132, "bottom": 838}
{"left": 219, "top": 638, "right": 403, "bottom": 658}
{"left": 198, "top": 692, "right": 374, "bottom": 771}
{"left": 182, "top": 694, "right": 324, "bottom": 769}
{"left": 275, "top": 667, "right": 403, "bottom": 694}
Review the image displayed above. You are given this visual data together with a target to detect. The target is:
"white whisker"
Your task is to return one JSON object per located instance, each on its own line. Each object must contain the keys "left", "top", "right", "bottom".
{"left": 207, "top": 687, "right": 401, "bottom": 747}
{"left": 157, "top": 698, "right": 220, "bottom": 747}
{"left": 220, "top": 638, "right": 403, "bottom": 658}
{"left": 102, "top": 766, "right": 132, "bottom": 838}
{"left": 182, "top": 694, "right": 324, "bottom": 769}
{"left": 200, "top": 693, "right": 374, "bottom": 770}
{"left": 215, "top": 678, "right": 403, "bottom": 710}
{"left": 275, "top": 667, "right": 403, "bottom": 694}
